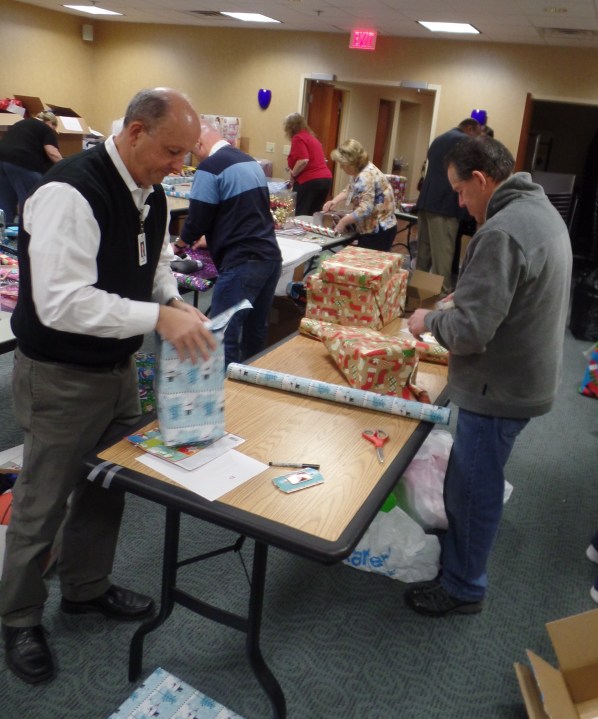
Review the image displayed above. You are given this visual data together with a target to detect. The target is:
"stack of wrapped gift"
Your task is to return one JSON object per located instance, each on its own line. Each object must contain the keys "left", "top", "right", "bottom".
{"left": 305, "top": 246, "right": 408, "bottom": 329}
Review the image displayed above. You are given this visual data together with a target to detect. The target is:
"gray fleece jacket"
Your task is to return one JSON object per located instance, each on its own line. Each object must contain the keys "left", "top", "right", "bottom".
{"left": 425, "top": 172, "right": 572, "bottom": 418}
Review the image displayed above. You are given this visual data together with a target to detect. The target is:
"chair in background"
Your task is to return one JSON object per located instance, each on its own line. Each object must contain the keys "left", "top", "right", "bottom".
{"left": 532, "top": 171, "right": 578, "bottom": 233}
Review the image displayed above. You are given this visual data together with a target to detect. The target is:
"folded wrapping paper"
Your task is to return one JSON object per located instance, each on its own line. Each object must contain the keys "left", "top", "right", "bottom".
{"left": 305, "top": 246, "right": 407, "bottom": 329}
{"left": 156, "top": 299, "right": 252, "bottom": 446}
{"left": 321, "top": 325, "right": 418, "bottom": 396}
{"left": 227, "top": 363, "right": 450, "bottom": 425}
{"left": 135, "top": 352, "right": 156, "bottom": 414}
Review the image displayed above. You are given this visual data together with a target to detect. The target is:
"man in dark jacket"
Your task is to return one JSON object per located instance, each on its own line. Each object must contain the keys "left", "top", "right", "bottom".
{"left": 406, "top": 136, "right": 572, "bottom": 616}
{"left": 415, "top": 118, "right": 481, "bottom": 294}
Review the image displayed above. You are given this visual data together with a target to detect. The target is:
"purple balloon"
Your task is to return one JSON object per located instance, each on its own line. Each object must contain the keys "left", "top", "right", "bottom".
{"left": 471, "top": 109, "right": 487, "bottom": 125}
{"left": 258, "top": 89, "right": 272, "bottom": 110}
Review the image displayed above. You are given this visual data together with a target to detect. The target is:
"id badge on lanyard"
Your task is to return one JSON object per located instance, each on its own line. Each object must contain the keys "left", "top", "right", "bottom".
{"left": 138, "top": 232, "right": 147, "bottom": 266}
{"left": 138, "top": 205, "right": 148, "bottom": 266}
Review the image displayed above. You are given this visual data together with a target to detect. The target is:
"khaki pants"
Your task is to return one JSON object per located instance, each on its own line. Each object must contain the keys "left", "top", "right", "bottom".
{"left": 415, "top": 210, "right": 459, "bottom": 294}
{"left": 0, "top": 350, "right": 141, "bottom": 627}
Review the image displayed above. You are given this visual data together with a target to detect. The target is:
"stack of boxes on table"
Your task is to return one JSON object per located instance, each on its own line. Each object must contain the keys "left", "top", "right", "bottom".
{"left": 301, "top": 245, "right": 447, "bottom": 401}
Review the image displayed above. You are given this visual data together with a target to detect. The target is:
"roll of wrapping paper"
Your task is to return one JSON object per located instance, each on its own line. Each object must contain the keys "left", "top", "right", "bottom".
{"left": 226, "top": 363, "right": 450, "bottom": 425}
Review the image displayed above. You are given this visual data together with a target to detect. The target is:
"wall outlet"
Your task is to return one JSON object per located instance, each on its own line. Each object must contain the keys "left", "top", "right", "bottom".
{"left": 283, "top": 144, "right": 291, "bottom": 155}
{"left": 266, "top": 142, "right": 275, "bottom": 153}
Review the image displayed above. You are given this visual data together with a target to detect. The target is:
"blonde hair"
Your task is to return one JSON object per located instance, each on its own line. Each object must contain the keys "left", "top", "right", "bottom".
{"left": 36, "top": 111, "right": 58, "bottom": 127}
{"left": 283, "top": 112, "right": 309, "bottom": 138}
{"left": 330, "top": 139, "right": 368, "bottom": 172}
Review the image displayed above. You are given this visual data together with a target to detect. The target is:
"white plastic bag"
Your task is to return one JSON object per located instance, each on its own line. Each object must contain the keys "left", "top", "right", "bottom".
{"left": 397, "top": 429, "right": 453, "bottom": 530}
{"left": 343, "top": 507, "right": 440, "bottom": 583}
{"left": 396, "top": 428, "right": 514, "bottom": 530}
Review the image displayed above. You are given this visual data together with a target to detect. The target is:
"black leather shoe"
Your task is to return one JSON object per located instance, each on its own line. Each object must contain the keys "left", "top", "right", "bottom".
{"left": 60, "top": 585, "right": 155, "bottom": 621}
{"left": 2, "top": 624, "right": 56, "bottom": 684}
{"left": 404, "top": 578, "right": 483, "bottom": 617}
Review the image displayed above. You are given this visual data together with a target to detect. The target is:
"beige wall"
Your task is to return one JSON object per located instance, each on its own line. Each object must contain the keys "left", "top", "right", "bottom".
{"left": 2, "top": 0, "right": 598, "bottom": 178}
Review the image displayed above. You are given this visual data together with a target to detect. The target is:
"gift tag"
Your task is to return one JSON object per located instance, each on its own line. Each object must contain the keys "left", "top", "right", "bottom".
{"left": 272, "top": 467, "right": 324, "bottom": 493}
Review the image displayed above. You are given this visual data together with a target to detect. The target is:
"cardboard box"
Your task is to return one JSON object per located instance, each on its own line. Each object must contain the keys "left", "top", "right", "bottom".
{"left": 514, "top": 608, "right": 598, "bottom": 719}
{"left": 13, "top": 95, "right": 90, "bottom": 156}
{"left": 406, "top": 269, "right": 443, "bottom": 312}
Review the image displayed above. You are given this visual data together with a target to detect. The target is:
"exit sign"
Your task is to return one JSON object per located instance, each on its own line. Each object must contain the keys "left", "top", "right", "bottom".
{"left": 349, "top": 29, "right": 377, "bottom": 50}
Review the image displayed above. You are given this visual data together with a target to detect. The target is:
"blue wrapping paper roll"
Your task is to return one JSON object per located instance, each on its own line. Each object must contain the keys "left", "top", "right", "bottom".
{"left": 226, "top": 363, "right": 450, "bottom": 425}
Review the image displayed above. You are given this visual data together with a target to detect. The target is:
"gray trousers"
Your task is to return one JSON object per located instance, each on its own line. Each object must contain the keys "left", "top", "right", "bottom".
{"left": 415, "top": 210, "right": 459, "bottom": 295}
{"left": 0, "top": 349, "right": 141, "bottom": 627}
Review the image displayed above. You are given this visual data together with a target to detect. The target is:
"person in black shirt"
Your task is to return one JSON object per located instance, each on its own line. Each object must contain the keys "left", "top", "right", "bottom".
{"left": 0, "top": 112, "right": 63, "bottom": 223}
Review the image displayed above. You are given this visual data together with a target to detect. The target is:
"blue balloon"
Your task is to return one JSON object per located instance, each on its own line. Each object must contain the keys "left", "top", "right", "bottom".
{"left": 258, "top": 89, "right": 272, "bottom": 110}
{"left": 471, "top": 109, "right": 487, "bottom": 125}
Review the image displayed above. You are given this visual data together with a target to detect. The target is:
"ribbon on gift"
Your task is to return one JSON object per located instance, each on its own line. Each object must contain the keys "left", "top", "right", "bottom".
{"left": 226, "top": 363, "right": 450, "bottom": 425}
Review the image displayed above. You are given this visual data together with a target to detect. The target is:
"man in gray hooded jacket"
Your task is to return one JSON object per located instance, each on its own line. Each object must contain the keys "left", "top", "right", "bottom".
{"left": 406, "top": 136, "right": 572, "bottom": 616}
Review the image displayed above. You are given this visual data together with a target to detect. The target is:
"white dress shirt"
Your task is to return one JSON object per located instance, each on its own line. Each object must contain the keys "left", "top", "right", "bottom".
{"left": 23, "top": 135, "right": 178, "bottom": 339}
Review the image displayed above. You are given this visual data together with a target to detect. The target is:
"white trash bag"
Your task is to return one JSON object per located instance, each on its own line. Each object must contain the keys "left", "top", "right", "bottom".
{"left": 343, "top": 506, "right": 440, "bottom": 583}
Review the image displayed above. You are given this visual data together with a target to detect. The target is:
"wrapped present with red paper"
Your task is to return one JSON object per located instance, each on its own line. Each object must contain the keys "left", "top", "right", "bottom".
{"left": 318, "top": 324, "right": 428, "bottom": 400}
{"left": 300, "top": 317, "right": 449, "bottom": 367}
{"left": 305, "top": 246, "right": 408, "bottom": 329}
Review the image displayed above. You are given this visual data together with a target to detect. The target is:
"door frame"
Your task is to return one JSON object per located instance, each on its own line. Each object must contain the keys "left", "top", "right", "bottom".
{"left": 297, "top": 75, "right": 441, "bottom": 195}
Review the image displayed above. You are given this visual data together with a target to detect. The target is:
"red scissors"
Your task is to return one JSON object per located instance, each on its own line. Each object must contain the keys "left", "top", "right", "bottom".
{"left": 362, "top": 429, "right": 389, "bottom": 463}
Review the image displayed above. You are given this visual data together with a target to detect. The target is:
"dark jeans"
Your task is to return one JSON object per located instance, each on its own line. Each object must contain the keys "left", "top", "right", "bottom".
{"left": 210, "top": 258, "right": 282, "bottom": 367}
{"left": 357, "top": 224, "right": 397, "bottom": 252}
{"left": 294, "top": 177, "right": 332, "bottom": 217}
{"left": 0, "top": 161, "right": 42, "bottom": 225}
{"left": 441, "top": 408, "right": 529, "bottom": 602}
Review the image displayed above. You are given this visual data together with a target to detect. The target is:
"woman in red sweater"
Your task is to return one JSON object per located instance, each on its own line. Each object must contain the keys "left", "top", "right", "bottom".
{"left": 283, "top": 112, "right": 332, "bottom": 217}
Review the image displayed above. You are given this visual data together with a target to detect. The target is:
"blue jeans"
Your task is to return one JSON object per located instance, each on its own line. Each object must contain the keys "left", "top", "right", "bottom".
{"left": 441, "top": 408, "right": 529, "bottom": 602}
{"left": 210, "top": 258, "right": 281, "bottom": 367}
{"left": 0, "top": 161, "right": 42, "bottom": 224}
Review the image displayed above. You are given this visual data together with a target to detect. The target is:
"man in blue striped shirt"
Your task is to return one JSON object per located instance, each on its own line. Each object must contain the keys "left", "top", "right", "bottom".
{"left": 176, "top": 121, "right": 282, "bottom": 366}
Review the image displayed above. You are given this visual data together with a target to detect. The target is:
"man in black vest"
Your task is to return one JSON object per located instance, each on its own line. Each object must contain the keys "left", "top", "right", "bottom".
{"left": 0, "top": 88, "right": 216, "bottom": 684}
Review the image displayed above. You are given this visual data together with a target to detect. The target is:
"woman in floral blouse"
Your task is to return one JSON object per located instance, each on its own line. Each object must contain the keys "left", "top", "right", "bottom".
{"left": 324, "top": 139, "right": 397, "bottom": 251}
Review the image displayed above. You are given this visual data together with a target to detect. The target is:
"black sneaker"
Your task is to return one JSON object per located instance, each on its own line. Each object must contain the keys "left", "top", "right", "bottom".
{"left": 404, "top": 578, "right": 483, "bottom": 617}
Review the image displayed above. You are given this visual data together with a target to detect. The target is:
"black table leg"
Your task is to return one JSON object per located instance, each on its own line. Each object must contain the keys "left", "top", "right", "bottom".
{"left": 246, "top": 541, "right": 287, "bottom": 719}
{"left": 129, "top": 506, "right": 180, "bottom": 681}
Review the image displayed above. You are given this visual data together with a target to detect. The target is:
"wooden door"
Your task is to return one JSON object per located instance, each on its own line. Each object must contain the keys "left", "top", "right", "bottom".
{"left": 515, "top": 93, "right": 535, "bottom": 172}
{"left": 373, "top": 99, "right": 394, "bottom": 170}
{"left": 306, "top": 81, "right": 342, "bottom": 190}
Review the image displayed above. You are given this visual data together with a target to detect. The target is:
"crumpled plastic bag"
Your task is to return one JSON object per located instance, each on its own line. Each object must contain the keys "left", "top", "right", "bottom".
{"left": 395, "top": 428, "right": 514, "bottom": 530}
{"left": 396, "top": 429, "right": 453, "bottom": 530}
{"left": 343, "top": 506, "right": 440, "bottom": 583}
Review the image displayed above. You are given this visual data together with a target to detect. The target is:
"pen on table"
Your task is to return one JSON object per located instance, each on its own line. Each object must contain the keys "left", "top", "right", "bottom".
{"left": 268, "top": 462, "right": 320, "bottom": 470}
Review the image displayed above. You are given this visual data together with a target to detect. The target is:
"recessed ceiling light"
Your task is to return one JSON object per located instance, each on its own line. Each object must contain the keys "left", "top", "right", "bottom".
{"left": 544, "top": 6, "right": 568, "bottom": 13}
{"left": 418, "top": 21, "right": 479, "bottom": 34}
{"left": 63, "top": 4, "right": 122, "bottom": 15}
{"left": 220, "top": 12, "right": 280, "bottom": 24}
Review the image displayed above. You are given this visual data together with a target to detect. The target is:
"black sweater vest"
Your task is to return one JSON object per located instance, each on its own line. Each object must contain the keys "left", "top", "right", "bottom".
{"left": 12, "top": 143, "right": 167, "bottom": 366}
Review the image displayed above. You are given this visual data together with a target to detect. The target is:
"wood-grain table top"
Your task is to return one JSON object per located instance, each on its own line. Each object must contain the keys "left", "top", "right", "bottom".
{"left": 96, "top": 318, "right": 448, "bottom": 559}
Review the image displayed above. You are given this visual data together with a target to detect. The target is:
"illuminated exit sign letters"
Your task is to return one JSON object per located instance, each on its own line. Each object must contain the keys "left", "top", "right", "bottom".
{"left": 349, "top": 29, "right": 377, "bottom": 51}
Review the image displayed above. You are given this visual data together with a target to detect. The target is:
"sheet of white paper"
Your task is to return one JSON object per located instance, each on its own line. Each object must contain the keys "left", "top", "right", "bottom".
{"left": 136, "top": 449, "right": 267, "bottom": 501}
{"left": 60, "top": 116, "right": 83, "bottom": 132}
